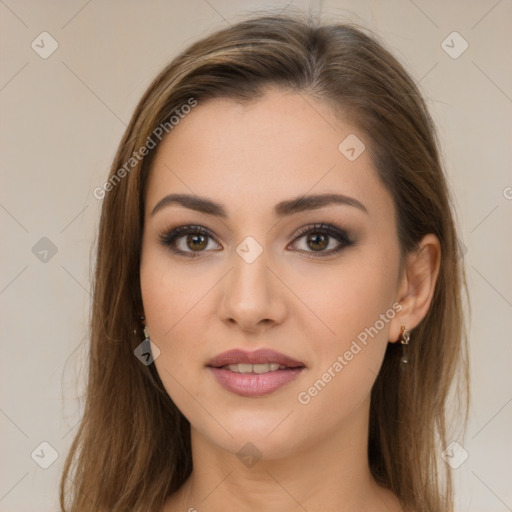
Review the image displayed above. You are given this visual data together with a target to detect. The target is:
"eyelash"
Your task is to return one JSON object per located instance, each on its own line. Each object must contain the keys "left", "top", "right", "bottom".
{"left": 158, "top": 223, "right": 354, "bottom": 259}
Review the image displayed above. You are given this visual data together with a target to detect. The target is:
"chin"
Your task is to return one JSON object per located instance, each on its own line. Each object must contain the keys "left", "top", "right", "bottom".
{"left": 190, "top": 407, "right": 306, "bottom": 460}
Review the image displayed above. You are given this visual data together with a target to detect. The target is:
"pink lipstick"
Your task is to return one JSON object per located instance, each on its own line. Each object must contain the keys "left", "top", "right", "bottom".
{"left": 207, "top": 349, "right": 305, "bottom": 397}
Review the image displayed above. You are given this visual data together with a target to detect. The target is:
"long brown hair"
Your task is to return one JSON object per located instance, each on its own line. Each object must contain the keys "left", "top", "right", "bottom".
{"left": 60, "top": 10, "right": 469, "bottom": 512}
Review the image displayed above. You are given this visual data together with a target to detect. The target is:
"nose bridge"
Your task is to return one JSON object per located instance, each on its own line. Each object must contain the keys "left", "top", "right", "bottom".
{"left": 220, "top": 236, "right": 286, "bottom": 329}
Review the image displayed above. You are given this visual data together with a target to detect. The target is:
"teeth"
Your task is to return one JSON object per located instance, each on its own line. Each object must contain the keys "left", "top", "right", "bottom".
{"left": 226, "top": 363, "right": 285, "bottom": 373}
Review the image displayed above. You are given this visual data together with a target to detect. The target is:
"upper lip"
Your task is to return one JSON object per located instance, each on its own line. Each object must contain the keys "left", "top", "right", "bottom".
{"left": 207, "top": 349, "right": 305, "bottom": 368}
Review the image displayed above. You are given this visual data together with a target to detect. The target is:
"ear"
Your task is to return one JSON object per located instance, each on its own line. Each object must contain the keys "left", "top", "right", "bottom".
{"left": 389, "top": 234, "right": 441, "bottom": 343}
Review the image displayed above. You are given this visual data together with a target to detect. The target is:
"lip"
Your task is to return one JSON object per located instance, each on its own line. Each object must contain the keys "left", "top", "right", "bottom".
{"left": 207, "top": 348, "right": 305, "bottom": 368}
{"left": 206, "top": 349, "right": 306, "bottom": 397}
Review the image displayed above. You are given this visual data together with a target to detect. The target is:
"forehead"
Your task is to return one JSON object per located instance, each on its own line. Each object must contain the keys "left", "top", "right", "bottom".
{"left": 145, "top": 88, "right": 394, "bottom": 221}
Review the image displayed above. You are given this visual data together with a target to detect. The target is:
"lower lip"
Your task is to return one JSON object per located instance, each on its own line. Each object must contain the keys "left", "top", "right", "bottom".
{"left": 208, "top": 367, "right": 304, "bottom": 397}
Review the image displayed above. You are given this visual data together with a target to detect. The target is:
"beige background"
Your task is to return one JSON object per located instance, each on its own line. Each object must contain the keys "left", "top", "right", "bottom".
{"left": 1, "top": 0, "right": 511, "bottom": 510}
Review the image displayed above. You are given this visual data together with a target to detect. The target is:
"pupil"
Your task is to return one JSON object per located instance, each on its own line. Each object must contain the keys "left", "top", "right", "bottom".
{"left": 188, "top": 234, "right": 206, "bottom": 250}
{"left": 308, "top": 233, "right": 327, "bottom": 251}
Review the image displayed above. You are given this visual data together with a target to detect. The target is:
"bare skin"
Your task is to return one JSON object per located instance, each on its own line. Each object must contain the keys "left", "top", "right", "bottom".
{"left": 139, "top": 87, "right": 439, "bottom": 512}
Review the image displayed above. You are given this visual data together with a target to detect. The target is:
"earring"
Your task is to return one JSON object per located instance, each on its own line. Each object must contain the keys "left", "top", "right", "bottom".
{"left": 134, "top": 315, "right": 146, "bottom": 337}
{"left": 399, "top": 325, "right": 410, "bottom": 365}
{"left": 143, "top": 326, "right": 150, "bottom": 342}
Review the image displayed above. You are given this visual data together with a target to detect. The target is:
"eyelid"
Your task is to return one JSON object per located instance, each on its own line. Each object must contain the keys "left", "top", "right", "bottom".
{"left": 291, "top": 222, "right": 348, "bottom": 241}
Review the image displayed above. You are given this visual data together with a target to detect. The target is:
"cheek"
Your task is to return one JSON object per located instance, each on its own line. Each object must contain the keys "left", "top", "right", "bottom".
{"left": 140, "top": 245, "right": 213, "bottom": 340}
{"left": 292, "top": 251, "right": 398, "bottom": 346}
{"left": 294, "top": 309, "right": 394, "bottom": 432}
{"left": 292, "top": 253, "right": 399, "bottom": 407}
{"left": 139, "top": 251, "right": 217, "bottom": 415}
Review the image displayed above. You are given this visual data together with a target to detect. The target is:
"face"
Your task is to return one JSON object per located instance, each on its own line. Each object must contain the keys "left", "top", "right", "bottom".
{"left": 140, "top": 88, "right": 404, "bottom": 460}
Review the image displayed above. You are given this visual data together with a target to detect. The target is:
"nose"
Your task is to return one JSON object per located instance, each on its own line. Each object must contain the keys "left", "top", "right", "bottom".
{"left": 219, "top": 247, "right": 288, "bottom": 334}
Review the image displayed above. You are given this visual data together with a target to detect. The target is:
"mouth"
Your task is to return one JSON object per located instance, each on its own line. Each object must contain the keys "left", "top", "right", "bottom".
{"left": 207, "top": 348, "right": 306, "bottom": 369}
{"left": 217, "top": 363, "right": 298, "bottom": 373}
{"left": 207, "top": 348, "right": 306, "bottom": 397}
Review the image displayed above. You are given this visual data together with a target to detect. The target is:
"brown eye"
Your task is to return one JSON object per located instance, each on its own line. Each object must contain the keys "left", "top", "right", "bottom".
{"left": 159, "top": 225, "right": 220, "bottom": 257}
{"left": 290, "top": 223, "right": 353, "bottom": 257}
{"left": 186, "top": 233, "right": 208, "bottom": 251}
{"left": 305, "top": 232, "right": 328, "bottom": 251}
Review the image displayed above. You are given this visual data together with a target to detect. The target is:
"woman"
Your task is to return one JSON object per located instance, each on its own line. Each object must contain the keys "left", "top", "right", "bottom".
{"left": 60, "top": 11, "right": 469, "bottom": 512}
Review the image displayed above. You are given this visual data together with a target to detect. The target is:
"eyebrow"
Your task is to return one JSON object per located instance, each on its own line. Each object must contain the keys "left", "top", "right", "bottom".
{"left": 150, "top": 192, "right": 368, "bottom": 218}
